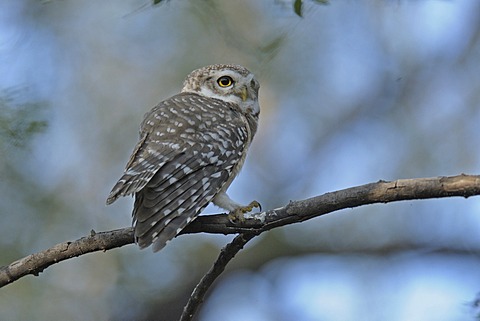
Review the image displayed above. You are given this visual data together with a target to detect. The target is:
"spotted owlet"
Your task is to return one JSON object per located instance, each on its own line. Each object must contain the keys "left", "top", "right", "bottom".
{"left": 106, "top": 64, "right": 260, "bottom": 252}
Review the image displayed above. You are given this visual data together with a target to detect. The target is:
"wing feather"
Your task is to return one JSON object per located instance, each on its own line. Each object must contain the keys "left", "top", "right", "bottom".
{"left": 106, "top": 92, "right": 252, "bottom": 251}
{"left": 134, "top": 157, "right": 231, "bottom": 251}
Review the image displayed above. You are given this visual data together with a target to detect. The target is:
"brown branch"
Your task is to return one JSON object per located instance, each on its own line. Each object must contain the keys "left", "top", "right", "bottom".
{"left": 0, "top": 228, "right": 133, "bottom": 288}
{"left": 1, "top": 174, "right": 479, "bottom": 288}
{"left": 179, "top": 232, "right": 258, "bottom": 321}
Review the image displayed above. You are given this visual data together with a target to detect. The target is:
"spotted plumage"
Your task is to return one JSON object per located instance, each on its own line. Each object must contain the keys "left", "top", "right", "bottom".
{"left": 107, "top": 64, "right": 260, "bottom": 252}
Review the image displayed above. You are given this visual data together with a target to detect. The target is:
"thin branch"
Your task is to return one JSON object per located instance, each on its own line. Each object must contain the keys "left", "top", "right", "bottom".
{"left": 1, "top": 174, "right": 479, "bottom": 288}
{"left": 179, "top": 232, "right": 258, "bottom": 321}
{"left": 0, "top": 228, "right": 133, "bottom": 287}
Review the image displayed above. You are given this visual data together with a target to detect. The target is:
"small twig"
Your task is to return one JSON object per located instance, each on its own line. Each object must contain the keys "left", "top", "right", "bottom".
{"left": 179, "top": 232, "right": 258, "bottom": 321}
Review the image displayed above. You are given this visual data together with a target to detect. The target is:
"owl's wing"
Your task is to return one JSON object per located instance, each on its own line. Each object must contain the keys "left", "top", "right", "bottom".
{"left": 106, "top": 93, "right": 249, "bottom": 251}
{"left": 133, "top": 146, "right": 237, "bottom": 252}
{"left": 105, "top": 131, "right": 184, "bottom": 205}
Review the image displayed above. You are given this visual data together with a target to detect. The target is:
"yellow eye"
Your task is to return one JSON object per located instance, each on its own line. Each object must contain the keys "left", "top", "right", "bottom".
{"left": 217, "top": 76, "right": 234, "bottom": 87}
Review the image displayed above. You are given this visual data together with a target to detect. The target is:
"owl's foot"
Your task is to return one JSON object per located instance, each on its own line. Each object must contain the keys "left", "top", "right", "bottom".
{"left": 228, "top": 200, "right": 262, "bottom": 222}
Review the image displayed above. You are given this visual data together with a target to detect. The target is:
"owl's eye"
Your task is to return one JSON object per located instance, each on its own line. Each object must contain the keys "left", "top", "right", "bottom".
{"left": 217, "top": 76, "right": 234, "bottom": 88}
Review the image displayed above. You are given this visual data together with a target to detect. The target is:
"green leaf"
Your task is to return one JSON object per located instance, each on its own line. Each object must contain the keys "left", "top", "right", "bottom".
{"left": 294, "top": 0, "right": 303, "bottom": 17}
{"left": 294, "top": 0, "right": 329, "bottom": 17}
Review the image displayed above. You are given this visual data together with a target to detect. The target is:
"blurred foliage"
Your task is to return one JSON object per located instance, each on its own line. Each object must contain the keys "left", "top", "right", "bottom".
{"left": 152, "top": 0, "right": 329, "bottom": 18}
{"left": 0, "top": 88, "right": 48, "bottom": 188}
{"left": 2, "top": 0, "right": 480, "bottom": 320}
{"left": 0, "top": 88, "right": 49, "bottom": 260}
{"left": 0, "top": 88, "right": 47, "bottom": 150}
{"left": 294, "top": 0, "right": 329, "bottom": 17}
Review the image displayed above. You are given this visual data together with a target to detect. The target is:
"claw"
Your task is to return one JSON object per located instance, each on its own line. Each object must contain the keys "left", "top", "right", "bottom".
{"left": 253, "top": 201, "right": 262, "bottom": 212}
{"left": 228, "top": 200, "right": 262, "bottom": 223}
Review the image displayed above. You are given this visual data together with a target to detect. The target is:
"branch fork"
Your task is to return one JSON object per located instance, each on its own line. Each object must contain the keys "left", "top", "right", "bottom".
{"left": 1, "top": 174, "right": 479, "bottom": 321}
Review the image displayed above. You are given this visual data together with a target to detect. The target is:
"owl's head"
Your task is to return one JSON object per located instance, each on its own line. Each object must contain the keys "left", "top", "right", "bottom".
{"left": 181, "top": 64, "right": 260, "bottom": 116}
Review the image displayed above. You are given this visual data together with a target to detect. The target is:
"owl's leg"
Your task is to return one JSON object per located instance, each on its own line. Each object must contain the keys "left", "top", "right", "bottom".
{"left": 212, "top": 192, "right": 261, "bottom": 222}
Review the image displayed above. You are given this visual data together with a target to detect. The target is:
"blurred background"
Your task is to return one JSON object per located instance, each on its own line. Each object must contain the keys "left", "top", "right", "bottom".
{"left": 1, "top": 0, "right": 480, "bottom": 320}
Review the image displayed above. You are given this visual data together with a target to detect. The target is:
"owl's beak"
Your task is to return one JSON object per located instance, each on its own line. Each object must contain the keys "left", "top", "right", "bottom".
{"left": 240, "top": 87, "right": 248, "bottom": 101}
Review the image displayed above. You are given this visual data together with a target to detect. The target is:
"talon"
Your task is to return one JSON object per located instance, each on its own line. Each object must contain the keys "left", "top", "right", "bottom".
{"left": 242, "top": 200, "right": 261, "bottom": 213}
{"left": 251, "top": 200, "right": 262, "bottom": 212}
{"left": 228, "top": 200, "right": 262, "bottom": 223}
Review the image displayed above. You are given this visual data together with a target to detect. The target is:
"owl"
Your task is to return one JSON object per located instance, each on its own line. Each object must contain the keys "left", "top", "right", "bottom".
{"left": 106, "top": 64, "right": 260, "bottom": 252}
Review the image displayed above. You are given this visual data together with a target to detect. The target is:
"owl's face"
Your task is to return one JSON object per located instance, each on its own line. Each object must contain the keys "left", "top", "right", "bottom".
{"left": 181, "top": 64, "right": 260, "bottom": 116}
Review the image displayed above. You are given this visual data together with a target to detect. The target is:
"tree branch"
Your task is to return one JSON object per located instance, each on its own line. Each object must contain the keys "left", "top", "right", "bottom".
{"left": 0, "top": 228, "right": 133, "bottom": 288}
{"left": 179, "top": 232, "right": 258, "bottom": 321}
{"left": 1, "top": 174, "right": 479, "bottom": 288}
